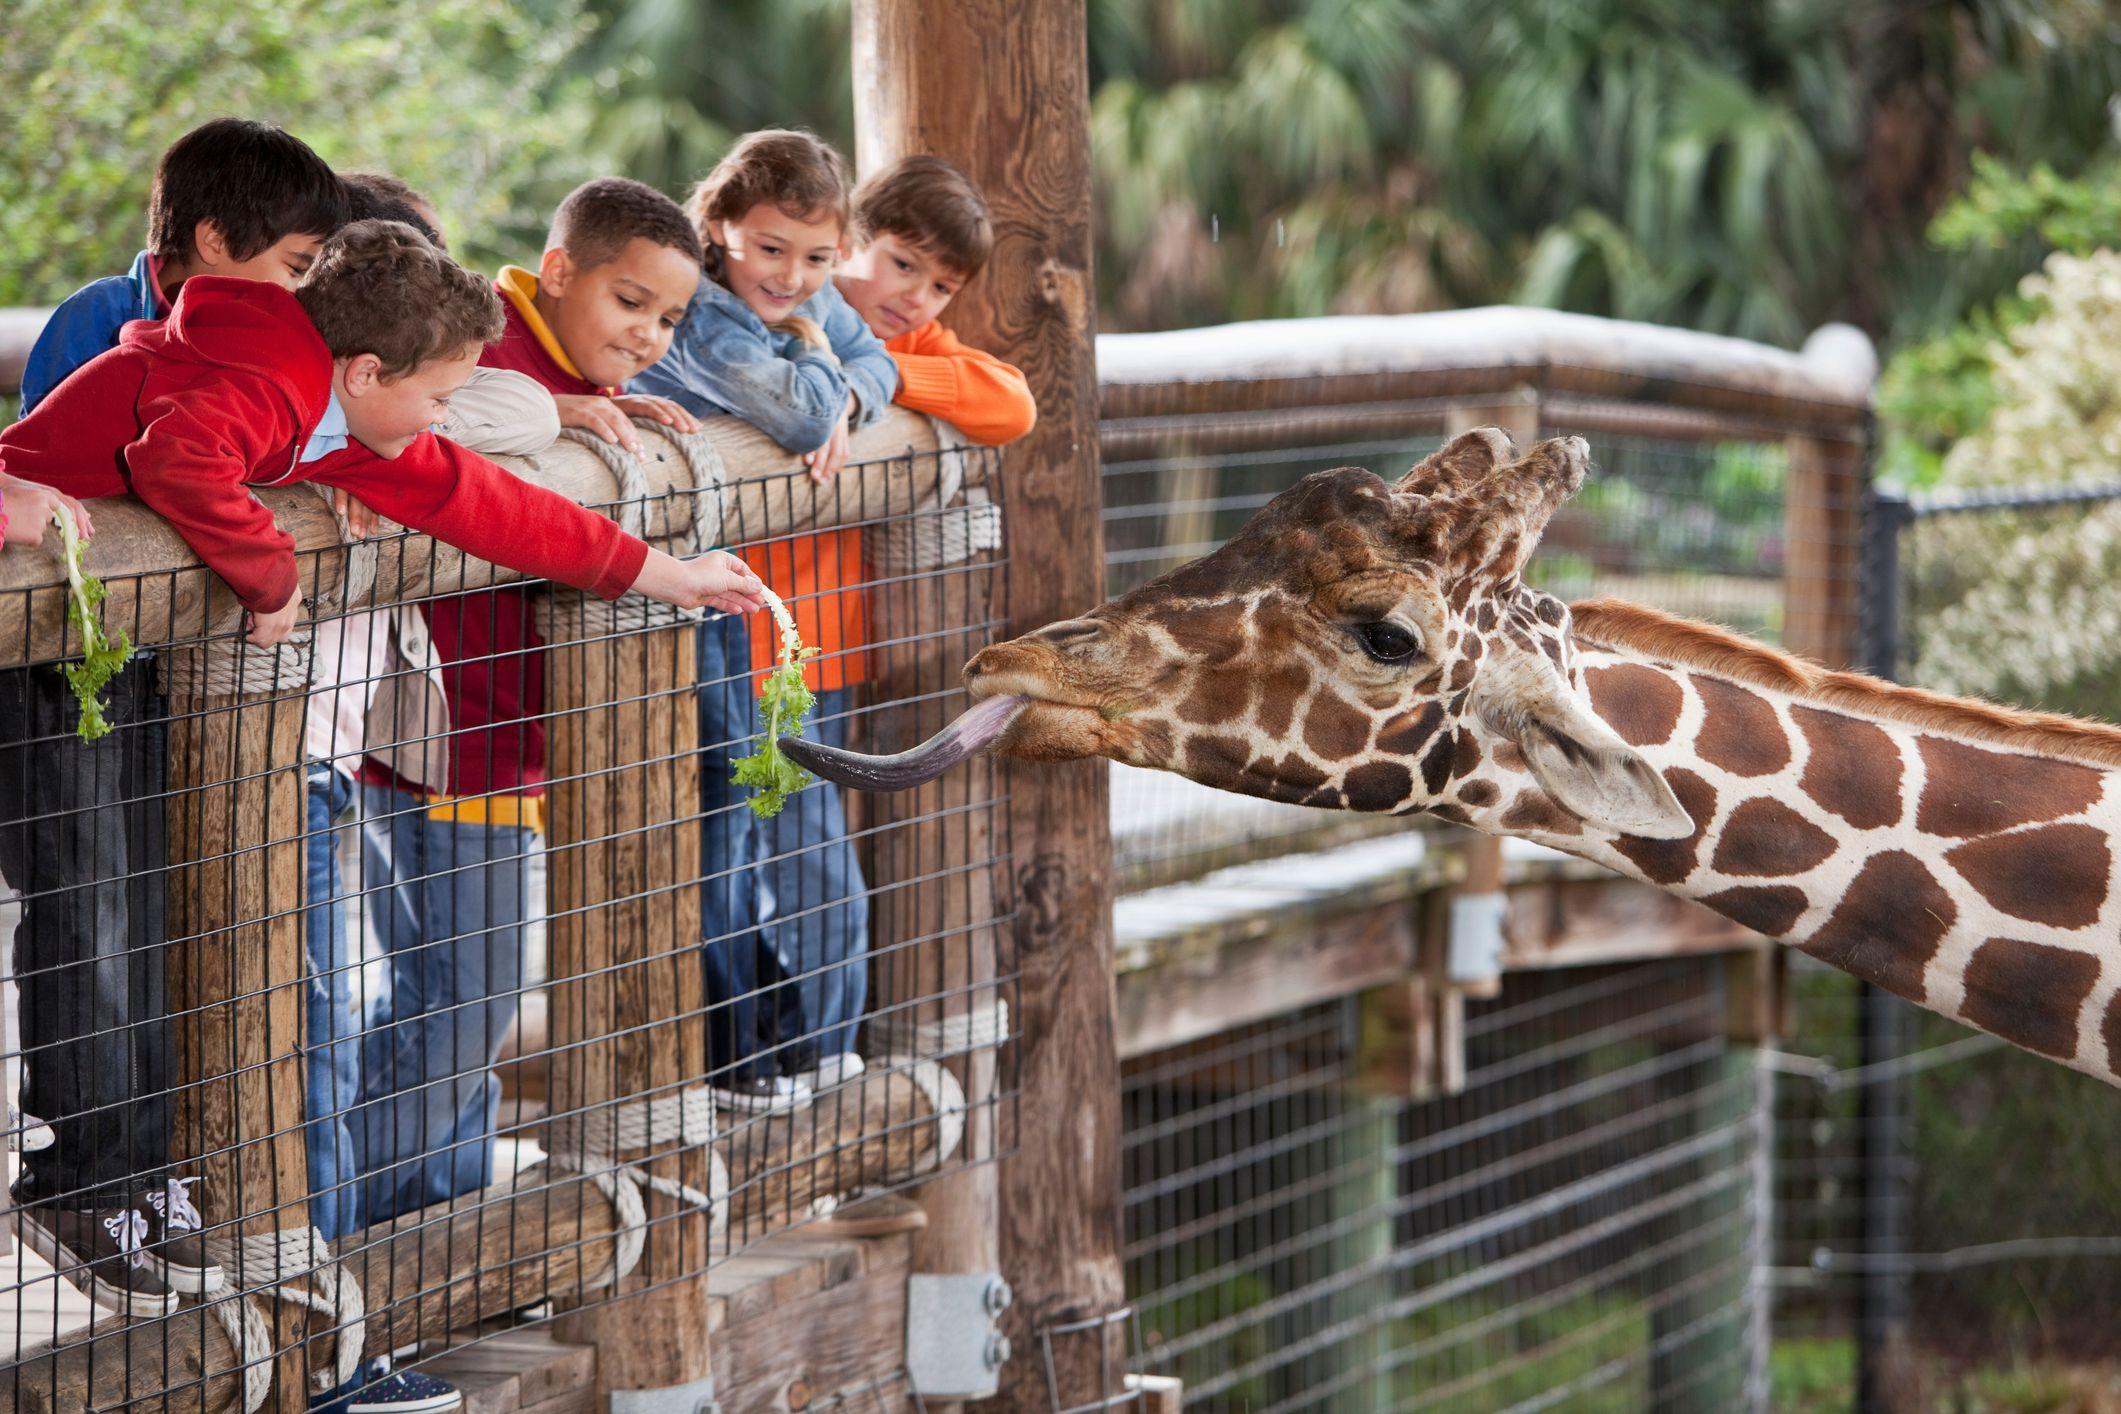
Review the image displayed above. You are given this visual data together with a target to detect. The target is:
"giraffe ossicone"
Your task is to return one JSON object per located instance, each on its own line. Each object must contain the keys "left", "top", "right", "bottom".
{"left": 787, "top": 427, "right": 2121, "bottom": 1085}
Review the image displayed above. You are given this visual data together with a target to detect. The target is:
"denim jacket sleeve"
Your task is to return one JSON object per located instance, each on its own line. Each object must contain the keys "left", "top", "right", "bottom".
{"left": 818, "top": 284, "right": 900, "bottom": 432}
{"left": 636, "top": 291, "right": 853, "bottom": 454}
{"left": 20, "top": 277, "right": 138, "bottom": 414}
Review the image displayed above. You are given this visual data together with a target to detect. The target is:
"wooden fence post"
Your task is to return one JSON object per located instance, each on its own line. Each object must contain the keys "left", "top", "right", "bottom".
{"left": 851, "top": 1, "right": 1126, "bottom": 1404}
{"left": 163, "top": 641, "right": 320, "bottom": 1411}
{"left": 543, "top": 586, "right": 716, "bottom": 1402}
{"left": 1782, "top": 430, "right": 1866, "bottom": 670}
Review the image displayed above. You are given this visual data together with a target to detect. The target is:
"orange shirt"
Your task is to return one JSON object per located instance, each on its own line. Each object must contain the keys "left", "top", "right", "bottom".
{"left": 742, "top": 320, "right": 1035, "bottom": 690}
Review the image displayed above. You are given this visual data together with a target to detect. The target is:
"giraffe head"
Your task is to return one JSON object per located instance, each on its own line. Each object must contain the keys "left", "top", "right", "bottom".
{"left": 787, "top": 427, "right": 1692, "bottom": 839}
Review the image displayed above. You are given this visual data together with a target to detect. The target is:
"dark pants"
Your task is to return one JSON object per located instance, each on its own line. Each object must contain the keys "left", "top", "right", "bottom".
{"left": 697, "top": 612, "right": 783, "bottom": 1084}
{"left": 0, "top": 659, "right": 171, "bottom": 1209}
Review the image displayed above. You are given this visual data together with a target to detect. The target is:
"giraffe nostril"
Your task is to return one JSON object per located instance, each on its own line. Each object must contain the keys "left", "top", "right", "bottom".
{"left": 1031, "top": 618, "right": 1105, "bottom": 648}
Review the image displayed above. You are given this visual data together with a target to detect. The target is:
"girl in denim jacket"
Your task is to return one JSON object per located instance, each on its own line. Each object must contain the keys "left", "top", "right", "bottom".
{"left": 632, "top": 129, "right": 897, "bottom": 1112}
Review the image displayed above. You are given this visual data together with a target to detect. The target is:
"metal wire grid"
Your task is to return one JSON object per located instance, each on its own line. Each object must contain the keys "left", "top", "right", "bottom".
{"left": 0, "top": 450, "right": 1018, "bottom": 1405}
{"left": 1765, "top": 486, "right": 2121, "bottom": 1387}
{"left": 1123, "top": 959, "right": 1768, "bottom": 1412}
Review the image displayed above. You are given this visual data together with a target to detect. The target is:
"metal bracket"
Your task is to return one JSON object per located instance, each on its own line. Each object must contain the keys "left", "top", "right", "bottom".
{"left": 907, "top": 1271, "right": 1013, "bottom": 1398}
{"left": 1446, "top": 889, "right": 1508, "bottom": 986}
{"left": 609, "top": 1370, "right": 720, "bottom": 1414}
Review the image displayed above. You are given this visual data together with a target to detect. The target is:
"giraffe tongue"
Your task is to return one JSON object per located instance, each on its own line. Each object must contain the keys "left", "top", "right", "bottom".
{"left": 776, "top": 694, "right": 1028, "bottom": 791}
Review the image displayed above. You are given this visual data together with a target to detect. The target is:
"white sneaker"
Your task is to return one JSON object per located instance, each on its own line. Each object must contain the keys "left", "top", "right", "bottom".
{"left": 708, "top": 1075, "right": 814, "bottom": 1114}
{"left": 9, "top": 1111, "right": 53, "bottom": 1152}
{"left": 796, "top": 1054, "right": 866, "bottom": 1090}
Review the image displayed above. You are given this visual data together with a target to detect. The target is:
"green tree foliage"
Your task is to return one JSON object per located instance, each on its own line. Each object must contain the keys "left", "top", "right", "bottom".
{"left": 0, "top": 0, "right": 606, "bottom": 305}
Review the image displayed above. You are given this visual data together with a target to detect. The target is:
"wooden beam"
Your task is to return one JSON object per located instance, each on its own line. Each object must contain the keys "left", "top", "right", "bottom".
{"left": 0, "top": 1063, "right": 961, "bottom": 1412}
{"left": 1782, "top": 430, "right": 1866, "bottom": 668}
{"left": 0, "top": 408, "right": 956, "bottom": 670}
{"left": 709, "top": 1230, "right": 915, "bottom": 1410}
{"left": 543, "top": 607, "right": 714, "bottom": 1397}
{"left": 164, "top": 685, "right": 315, "bottom": 1409}
{"left": 1498, "top": 869, "right": 1762, "bottom": 971}
{"left": 850, "top": 0, "right": 1123, "bottom": 1404}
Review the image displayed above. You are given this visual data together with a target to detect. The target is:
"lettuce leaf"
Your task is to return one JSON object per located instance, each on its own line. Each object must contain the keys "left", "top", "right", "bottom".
{"left": 53, "top": 506, "right": 132, "bottom": 742}
{"left": 730, "top": 587, "right": 816, "bottom": 818}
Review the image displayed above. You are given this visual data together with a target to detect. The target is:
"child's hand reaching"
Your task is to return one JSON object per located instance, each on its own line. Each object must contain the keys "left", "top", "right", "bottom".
{"left": 611, "top": 394, "right": 701, "bottom": 437}
{"left": 629, "top": 548, "right": 767, "bottom": 616}
{"left": 330, "top": 488, "right": 381, "bottom": 539}
{"left": 556, "top": 393, "right": 702, "bottom": 456}
{"left": 2, "top": 477, "right": 94, "bottom": 547}
{"left": 245, "top": 594, "right": 301, "bottom": 647}
{"left": 801, "top": 406, "right": 854, "bottom": 484}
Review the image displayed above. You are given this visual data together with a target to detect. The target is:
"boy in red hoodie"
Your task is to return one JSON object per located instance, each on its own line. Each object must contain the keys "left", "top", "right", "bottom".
{"left": 0, "top": 220, "right": 761, "bottom": 1310}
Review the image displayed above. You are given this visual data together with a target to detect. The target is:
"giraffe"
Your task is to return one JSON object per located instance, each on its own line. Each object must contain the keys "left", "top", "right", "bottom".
{"left": 786, "top": 427, "right": 2121, "bottom": 1086}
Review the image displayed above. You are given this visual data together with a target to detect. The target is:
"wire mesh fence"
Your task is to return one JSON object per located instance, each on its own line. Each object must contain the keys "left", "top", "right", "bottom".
{"left": 1764, "top": 481, "right": 2121, "bottom": 1403}
{"left": 0, "top": 436, "right": 1016, "bottom": 1408}
{"left": 1123, "top": 958, "right": 1768, "bottom": 1412}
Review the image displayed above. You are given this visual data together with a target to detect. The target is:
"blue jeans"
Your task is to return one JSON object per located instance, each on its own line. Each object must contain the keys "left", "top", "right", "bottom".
{"left": 761, "top": 693, "right": 869, "bottom": 1061}
{"left": 696, "top": 615, "right": 870, "bottom": 1077}
{"left": 302, "top": 769, "right": 362, "bottom": 1242}
{"left": 353, "top": 783, "right": 532, "bottom": 1224}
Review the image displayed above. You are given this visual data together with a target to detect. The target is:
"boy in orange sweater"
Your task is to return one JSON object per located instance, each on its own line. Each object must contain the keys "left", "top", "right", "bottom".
{"left": 836, "top": 156, "right": 1036, "bottom": 445}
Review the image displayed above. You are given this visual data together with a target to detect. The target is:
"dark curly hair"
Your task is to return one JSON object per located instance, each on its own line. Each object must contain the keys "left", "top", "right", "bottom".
{"left": 295, "top": 220, "right": 503, "bottom": 378}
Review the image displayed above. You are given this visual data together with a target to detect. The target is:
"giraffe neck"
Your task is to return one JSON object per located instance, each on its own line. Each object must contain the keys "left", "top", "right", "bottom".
{"left": 1458, "top": 640, "right": 2121, "bottom": 1086}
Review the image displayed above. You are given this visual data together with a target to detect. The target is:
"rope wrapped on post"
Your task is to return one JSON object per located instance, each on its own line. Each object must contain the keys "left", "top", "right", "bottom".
{"left": 203, "top": 1225, "right": 368, "bottom": 1411}
{"left": 544, "top": 1085, "right": 731, "bottom": 1292}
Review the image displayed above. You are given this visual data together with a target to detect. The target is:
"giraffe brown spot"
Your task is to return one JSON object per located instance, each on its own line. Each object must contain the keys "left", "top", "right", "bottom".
{"left": 1711, "top": 799, "right": 1837, "bottom": 877}
{"left": 1127, "top": 719, "right": 1176, "bottom": 767}
{"left": 1464, "top": 635, "right": 1484, "bottom": 662}
{"left": 1585, "top": 664, "right": 1685, "bottom": 748}
{"left": 1541, "top": 637, "right": 1565, "bottom": 668}
{"left": 1183, "top": 733, "right": 1252, "bottom": 781}
{"left": 1958, "top": 937, "right": 2099, "bottom": 1059}
{"left": 1613, "top": 769, "right": 1716, "bottom": 884}
{"left": 1793, "top": 707, "right": 1901, "bottom": 831}
{"left": 1915, "top": 736, "right": 2104, "bottom": 839}
{"left": 1301, "top": 787, "right": 1346, "bottom": 810}
{"left": 1703, "top": 886, "right": 1810, "bottom": 938}
{"left": 1448, "top": 659, "right": 1477, "bottom": 691}
{"left": 1161, "top": 601, "right": 1249, "bottom": 661}
{"left": 1692, "top": 676, "right": 1790, "bottom": 777}
{"left": 1534, "top": 597, "right": 1566, "bottom": 625}
{"left": 1946, "top": 823, "right": 2110, "bottom": 929}
{"left": 1344, "top": 760, "right": 1416, "bottom": 812}
{"left": 1450, "top": 729, "right": 1482, "bottom": 780}
{"left": 1449, "top": 580, "right": 1476, "bottom": 612}
{"left": 1801, "top": 851, "right": 1955, "bottom": 1004}
{"left": 1473, "top": 601, "right": 1497, "bottom": 630}
{"left": 1500, "top": 788, "right": 1583, "bottom": 837}
{"left": 1493, "top": 741, "right": 1527, "bottom": 772}
{"left": 1253, "top": 669, "right": 1303, "bottom": 740}
{"left": 1428, "top": 802, "right": 1473, "bottom": 824}
{"left": 1420, "top": 734, "right": 1456, "bottom": 797}
{"left": 1378, "top": 703, "right": 1446, "bottom": 758}
{"left": 1457, "top": 779, "right": 1499, "bottom": 808}
{"left": 1268, "top": 754, "right": 1330, "bottom": 792}
{"left": 1303, "top": 691, "right": 1371, "bottom": 761}
{"left": 1176, "top": 670, "right": 1251, "bottom": 727}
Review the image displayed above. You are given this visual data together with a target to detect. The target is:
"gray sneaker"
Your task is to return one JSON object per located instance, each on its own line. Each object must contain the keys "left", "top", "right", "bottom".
{"left": 138, "top": 1177, "right": 224, "bottom": 1294}
{"left": 15, "top": 1204, "right": 178, "bottom": 1317}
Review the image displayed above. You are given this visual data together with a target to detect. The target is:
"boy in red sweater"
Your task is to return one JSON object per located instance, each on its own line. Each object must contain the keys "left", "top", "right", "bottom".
{"left": 351, "top": 179, "right": 712, "bottom": 1217}
{"left": 0, "top": 221, "right": 761, "bottom": 1299}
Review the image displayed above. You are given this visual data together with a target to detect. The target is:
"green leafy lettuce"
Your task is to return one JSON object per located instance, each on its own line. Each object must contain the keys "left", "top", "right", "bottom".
{"left": 54, "top": 506, "right": 132, "bottom": 741}
{"left": 730, "top": 588, "right": 816, "bottom": 818}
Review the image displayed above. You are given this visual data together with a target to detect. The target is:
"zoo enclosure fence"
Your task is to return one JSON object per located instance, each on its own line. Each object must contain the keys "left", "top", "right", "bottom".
{"left": 0, "top": 408, "right": 1016, "bottom": 1410}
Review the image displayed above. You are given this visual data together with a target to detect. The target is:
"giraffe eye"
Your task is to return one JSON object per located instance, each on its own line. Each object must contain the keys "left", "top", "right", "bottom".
{"left": 1355, "top": 622, "right": 1422, "bottom": 663}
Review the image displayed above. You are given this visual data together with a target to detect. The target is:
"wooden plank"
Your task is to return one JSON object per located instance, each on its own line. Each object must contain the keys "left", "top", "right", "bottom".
{"left": 850, "top": 0, "right": 1123, "bottom": 1404}
{"left": 1118, "top": 894, "right": 1416, "bottom": 1061}
{"left": 711, "top": 1254, "right": 914, "bottom": 1411}
{"left": 1783, "top": 431, "right": 1865, "bottom": 668}
{"left": 164, "top": 688, "right": 314, "bottom": 1410}
{"left": 544, "top": 619, "right": 714, "bottom": 1396}
{"left": 1498, "top": 874, "right": 1762, "bottom": 970}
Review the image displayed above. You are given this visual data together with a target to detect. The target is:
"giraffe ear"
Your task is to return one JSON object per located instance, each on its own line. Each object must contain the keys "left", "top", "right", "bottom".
{"left": 1398, "top": 426, "right": 1515, "bottom": 495}
{"left": 1480, "top": 663, "right": 1693, "bottom": 839}
{"left": 1516, "top": 711, "right": 1694, "bottom": 839}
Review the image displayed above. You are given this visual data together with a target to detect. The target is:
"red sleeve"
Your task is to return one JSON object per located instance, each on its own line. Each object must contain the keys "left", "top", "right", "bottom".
{"left": 311, "top": 434, "right": 648, "bottom": 599}
{"left": 123, "top": 380, "right": 301, "bottom": 613}
{"left": 889, "top": 323, "right": 1038, "bottom": 446}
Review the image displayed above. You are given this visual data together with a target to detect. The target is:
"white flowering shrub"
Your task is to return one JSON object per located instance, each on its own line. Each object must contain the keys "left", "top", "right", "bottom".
{"left": 1907, "top": 249, "right": 2121, "bottom": 713}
